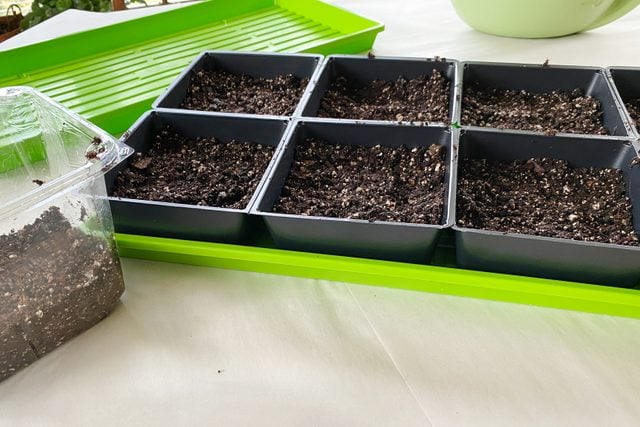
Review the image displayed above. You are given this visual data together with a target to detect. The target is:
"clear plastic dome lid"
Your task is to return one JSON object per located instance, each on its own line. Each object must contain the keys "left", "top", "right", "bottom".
{"left": 0, "top": 86, "right": 133, "bottom": 218}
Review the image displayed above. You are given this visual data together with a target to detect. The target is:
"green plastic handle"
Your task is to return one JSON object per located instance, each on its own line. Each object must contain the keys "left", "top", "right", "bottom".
{"left": 586, "top": 0, "right": 640, "bottom": 30}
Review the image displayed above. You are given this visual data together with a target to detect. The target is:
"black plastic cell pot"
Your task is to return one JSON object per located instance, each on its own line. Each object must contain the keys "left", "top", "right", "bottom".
{"left": 453, "top": 129, "right": 640, "bottom": 287}
{"left": 105, "top": 111, "right": 289, "bottom": 243}
{"left": 152, "top": 51, "right": 323, "bottom": 118}
{"left": 460, "top": 62, "right": 633, "bottom": 137}
{"left": 607, "top": 67, "right": 640, "bottom": 139}
{"left": 300, "top": 54, "right": 459, "bottom": 124}
{"left": 252, "top": 120, "right": 455, "bottom": 263}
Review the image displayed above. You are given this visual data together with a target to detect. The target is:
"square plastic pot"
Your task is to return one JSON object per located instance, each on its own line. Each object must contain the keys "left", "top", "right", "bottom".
{"left": 460, "top": 61, "right": 633, "bottom": 138}
{"left": 152, "top": 51, "right": 323, "bottom": 118}
{"left": 453, "top": 129, "right": 640, "bottom": 287}
{"left": 252, "top": 120, "right": 455, "bottom": 263}
{"left": 105, "top": 111, "right": 289, "bottom": 243}
{"left": 300, "top": 54, "right": 459, "bottom": 124}
{"left": 607, "top": 67, "right": 640, "bottom": 140}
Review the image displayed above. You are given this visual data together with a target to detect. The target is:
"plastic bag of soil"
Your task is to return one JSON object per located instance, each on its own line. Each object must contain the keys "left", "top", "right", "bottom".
{"left": 0, "top": 86, "right": 133, "bottom": 381}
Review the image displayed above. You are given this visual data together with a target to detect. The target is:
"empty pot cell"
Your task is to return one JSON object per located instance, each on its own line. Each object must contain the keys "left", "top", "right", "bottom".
{"left": 153, "top": 52, "right": 322, "bottom": 116}
{"left": 461, "top": 62, "right": 629, "bottom": 136}
{"left": 302, "top": 55, "right": 456, "bottom": 123}
{"left": 454, "top": 130, "right": 640, "bottom": 286}
{"left": 608, "top": 67, "right": 640, "bottom": 135}
{"left": 252, "top": 121, "right": 454, "bottom": 263}
{"left": 106, "top": 112, "right": 288, "bottom": 243}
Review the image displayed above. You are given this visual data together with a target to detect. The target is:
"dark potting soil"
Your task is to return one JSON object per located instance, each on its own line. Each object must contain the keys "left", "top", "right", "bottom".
{"left": 625, "top": 99, "right": 640, "bottom": 132}
{"left": 111, "top": 126, "right": 275, "bottom": 209}
{"left": 317, "top": 70, "right": 451, "bottom": 122}
{"left": 457, "top": 157, "right": 639, "bottom": 246}
{"left": 462, "top": 87, "right": 608, "bottom": 135}
{"left": 0, "top": 207, "right": 124, "bottom": 381}
{"left": 180, "top": 69, "right": 308, "bottom": 116}
{"left": 273, "top": 139, "right": 446, "bottom": 224}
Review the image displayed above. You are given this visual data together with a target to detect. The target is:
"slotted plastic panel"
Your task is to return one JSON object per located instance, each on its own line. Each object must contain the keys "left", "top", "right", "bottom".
{"left": 0, "top": 0, "right": 383, "bottom": 134}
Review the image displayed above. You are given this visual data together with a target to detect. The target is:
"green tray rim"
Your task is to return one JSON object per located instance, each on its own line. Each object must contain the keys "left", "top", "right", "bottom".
{"left": 115, "top": 233, "right": 640, "bottom": 319}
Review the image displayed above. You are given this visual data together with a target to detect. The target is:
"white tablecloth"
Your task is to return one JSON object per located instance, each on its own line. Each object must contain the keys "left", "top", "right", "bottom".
{"left": 1, "top": 2, "right": 640, "bottom": 426}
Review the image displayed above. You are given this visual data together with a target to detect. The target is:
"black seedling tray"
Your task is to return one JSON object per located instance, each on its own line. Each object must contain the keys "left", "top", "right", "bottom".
{"left": 110, "top": 53, "right": 640, "bottom": 286}
{"left": 105, "top": 111, "right": 289, "bottom": 243}
{"left": 453, "top": 129, "right": 640, "bottom": 287}
{"left": 251, "top": 120, "right": 455, "bottom": 263}
{"left": 300, "top": 55, "right": 459, "bottom": 124}
{"left": 607, "top": 67, "right": 640, "bottom": 140}
{"left": 153, "top": 51, "right": 323, "bottom": 118}
{"left": 460, "top": 61, "right": 633, "bottom": 138}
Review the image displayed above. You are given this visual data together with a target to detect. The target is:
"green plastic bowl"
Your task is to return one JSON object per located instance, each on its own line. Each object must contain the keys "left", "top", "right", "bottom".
{"left": 451, "top": 0, "right": 640, "bottom": 38}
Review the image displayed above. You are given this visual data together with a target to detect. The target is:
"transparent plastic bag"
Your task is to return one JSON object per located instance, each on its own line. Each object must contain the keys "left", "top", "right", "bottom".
{"left": 0, "top": 87, "right": 133, "bottom": 381}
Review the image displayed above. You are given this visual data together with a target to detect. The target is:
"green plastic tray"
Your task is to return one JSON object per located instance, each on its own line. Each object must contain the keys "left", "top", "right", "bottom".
{"left": 0, "top": 0, "right": 383, "bottom": 135}
{"left": 116, "top": 233, "right": 640, "bottom": 319}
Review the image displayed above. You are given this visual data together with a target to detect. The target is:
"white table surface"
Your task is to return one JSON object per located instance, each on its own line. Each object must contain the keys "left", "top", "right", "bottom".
{"left": 1, "top": 2, "right": 640, "bottom": 426}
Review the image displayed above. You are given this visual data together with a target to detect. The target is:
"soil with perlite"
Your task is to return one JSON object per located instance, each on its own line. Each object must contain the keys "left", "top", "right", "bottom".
{"left": 0, "top": 207, "right": 124, "bottom": 381}
{"left": 111, "top": 126, "right": 275, "bottom": 209}
{"left": 273, "top": 138, "right": 446, "bottom": 224}
{"left": 457, "top": 157, "right": 638, "bottom": 245}
{"left": 181, "top": 69, "right": 308, "bottom": 116}
{"left": 317, "top": 69, "right": 451, "bottom": 122}
{"left": 462, "top": 87, "right": 608, "bottom": 135}
{"left": 625, "top": 99, "right": 640, "bottom": 132}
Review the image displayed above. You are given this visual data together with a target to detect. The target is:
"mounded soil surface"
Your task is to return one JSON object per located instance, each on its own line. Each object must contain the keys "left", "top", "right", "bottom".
{"left": 112, "top": 126, "right": 275, "bottom": 209}
{"left": 457, "top": 157, "right": 639, "bottom": 245}
{"left": 273, "top": 138, "right": 446, "bottom": 224}
{"left": 462, "top": 87, "right": 608, "bottom": 135}
{"left": 181, "top": 69, "right": 308, "bottom": 116}
{"left": 625, "top": 99, "right": 640, "bottom": 132}
{"left": 317, "top": 69, "right": 450, "bottom": 122}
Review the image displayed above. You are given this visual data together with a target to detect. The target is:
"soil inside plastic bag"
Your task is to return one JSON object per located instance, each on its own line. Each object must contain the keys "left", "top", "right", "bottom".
{"left": 0, "top": 207, "right": 124, "bottom": 381}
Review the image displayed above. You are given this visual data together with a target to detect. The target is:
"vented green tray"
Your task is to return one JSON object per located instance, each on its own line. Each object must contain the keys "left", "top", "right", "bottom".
{"left": 116, "top": 233, "right": 640, "bottom": 319}
{"left": 0, "top": 0, "right": 383, "bottom": 135}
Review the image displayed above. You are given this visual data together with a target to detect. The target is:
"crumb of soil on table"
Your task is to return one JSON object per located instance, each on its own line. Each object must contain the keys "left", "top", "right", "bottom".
{"left": 273, "top": 139, "right": 446, "bottom": 224}
{"left": 457, "top": 157, "right": 639, "bottom": 246}
{"left": 111, "top": 126, "right": 275, "bottom": 209}
{"left": 317, "top": 69, "right": 450, "bottom": 122}
{"left": 462, "top": 87, "right": 607, "bottom": 135}
{"left": 0, "top": 207, "right": 124, "bottom": 381}
{"left": 181, "top": 69, "right": 308, "bottom": 116}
